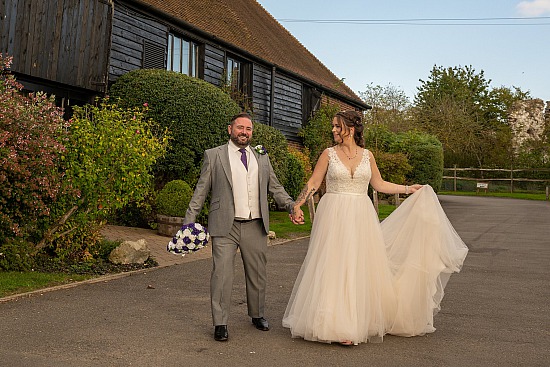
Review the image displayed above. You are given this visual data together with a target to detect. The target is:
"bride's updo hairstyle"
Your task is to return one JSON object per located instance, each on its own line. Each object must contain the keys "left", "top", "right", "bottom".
{"left": 335, "top": 110, "right": 365, "bottom": 148}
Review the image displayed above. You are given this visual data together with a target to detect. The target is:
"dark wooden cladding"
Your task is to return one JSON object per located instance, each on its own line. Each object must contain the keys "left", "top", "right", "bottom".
{"left": 203, "top": 44, "right": 224, "bottom": 86}
{"left": 0, "top": 0, "right": 113, "bottom": 92}
{"left": 252, "top": 64, "right": 271, "bottom": 125}
{"left": 272, "top": 73, "right": 302, "bottom": 141}
{"left": 109, "top": 3, "right": 167, "bottom": 82}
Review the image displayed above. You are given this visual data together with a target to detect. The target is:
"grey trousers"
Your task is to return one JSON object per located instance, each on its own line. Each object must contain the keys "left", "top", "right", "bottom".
{"left": 210, "top": 219, "right": 267, "bottom": 326}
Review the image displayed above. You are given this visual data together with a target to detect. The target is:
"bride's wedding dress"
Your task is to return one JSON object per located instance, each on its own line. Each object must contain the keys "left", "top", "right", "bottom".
{"left": 282, "top": 147, "right": 468, "bottom": 344}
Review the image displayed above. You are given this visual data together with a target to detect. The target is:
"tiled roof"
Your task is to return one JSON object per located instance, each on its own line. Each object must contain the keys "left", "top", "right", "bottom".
{"left": 131, "top": 0, "right": 365, "bottom": 106}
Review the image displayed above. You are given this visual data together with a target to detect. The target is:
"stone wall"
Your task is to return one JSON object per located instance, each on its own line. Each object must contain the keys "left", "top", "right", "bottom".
{"left": 508, "top": 99, "right": 548, "bottom": 154}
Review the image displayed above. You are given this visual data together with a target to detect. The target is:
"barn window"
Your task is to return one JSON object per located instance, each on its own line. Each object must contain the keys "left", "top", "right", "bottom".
{"left": 167, "top": 34, "right": 199, "bottom": 77}
{"left": 224, "top": 55, "right": 252, "bottom": 111}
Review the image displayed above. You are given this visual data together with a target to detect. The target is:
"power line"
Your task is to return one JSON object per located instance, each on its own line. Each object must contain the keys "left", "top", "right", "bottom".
{"left": 277, "top": 16, "right": 550, "bottom": 26}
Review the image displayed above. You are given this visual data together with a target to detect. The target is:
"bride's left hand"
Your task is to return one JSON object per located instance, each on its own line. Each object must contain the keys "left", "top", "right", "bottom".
{"left": 408, "top": 184, "right": 424, "bottom": 194}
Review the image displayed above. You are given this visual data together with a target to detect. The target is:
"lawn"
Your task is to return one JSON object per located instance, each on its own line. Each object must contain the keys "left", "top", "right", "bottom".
{"left": 438, "top": 190, "right": 548, "bottom": 201}
{"left": 0, "top": 272, "right": 92, "bottom": 298}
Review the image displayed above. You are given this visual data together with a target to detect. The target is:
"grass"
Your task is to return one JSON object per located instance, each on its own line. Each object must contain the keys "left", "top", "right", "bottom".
{"left": 0, "top": 239, "right": 157, "bottom": 299}
{"left": 439, "top": 190, "right": 548, "bottom": 201}
{"left": 0, "top": 272, "right": 92, "bottom": 298}
{"left": 269, "top": 204, "right": 397, "bottom": 239}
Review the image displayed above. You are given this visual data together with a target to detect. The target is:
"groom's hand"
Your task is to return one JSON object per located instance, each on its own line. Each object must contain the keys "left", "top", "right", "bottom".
{"left": 290, "top": 208, "right": 305, "bottom": 225}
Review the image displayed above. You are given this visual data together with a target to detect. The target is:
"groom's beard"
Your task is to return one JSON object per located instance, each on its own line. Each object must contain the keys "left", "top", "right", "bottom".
{"left": 230, "top": 133, "right": 250, "bottom": 148}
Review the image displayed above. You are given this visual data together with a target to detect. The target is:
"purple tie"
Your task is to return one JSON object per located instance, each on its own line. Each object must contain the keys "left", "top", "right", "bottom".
{"left": 239, "top": 148, "right": 248, "bottom": 170}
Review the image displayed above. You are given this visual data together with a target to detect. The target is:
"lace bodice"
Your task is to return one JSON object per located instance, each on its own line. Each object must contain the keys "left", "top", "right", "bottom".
{"left": 326, "top": 147, "right": 371, "bottom": 195}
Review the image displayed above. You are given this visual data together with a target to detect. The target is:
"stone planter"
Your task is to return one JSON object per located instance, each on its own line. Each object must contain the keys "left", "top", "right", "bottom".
{"left": 157, "top": 214, "right": 184, "bottom": 237}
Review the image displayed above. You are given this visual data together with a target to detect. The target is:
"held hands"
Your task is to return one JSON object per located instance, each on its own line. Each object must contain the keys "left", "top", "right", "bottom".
{"left": 290, "top": 206, "right": 305, "bottom": 225}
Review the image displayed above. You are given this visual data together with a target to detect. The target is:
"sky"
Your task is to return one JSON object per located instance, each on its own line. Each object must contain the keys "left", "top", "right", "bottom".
{"left": 256, "top": 0, "right": 550, "bottom": 103}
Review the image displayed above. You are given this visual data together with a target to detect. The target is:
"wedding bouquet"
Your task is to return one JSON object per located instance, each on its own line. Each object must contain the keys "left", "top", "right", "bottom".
{"left": 167, "top": 222, "right": 210, "bottom": 256}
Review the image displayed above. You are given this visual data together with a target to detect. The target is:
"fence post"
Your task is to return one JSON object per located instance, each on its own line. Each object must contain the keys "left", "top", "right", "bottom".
{"left": 510, "top": 165, "right": 514, "bottom": 193}
{"left": 453, "top": 164, "right": 457, "bottom": 191}
{"left": 546, "top": 186, "right": 549, "bottom": 201}
{"left": 395, "top": 193, "right": 400, "bottom": 207}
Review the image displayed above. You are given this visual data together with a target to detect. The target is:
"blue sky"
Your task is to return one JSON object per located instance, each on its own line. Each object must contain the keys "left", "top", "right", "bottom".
{"left": 257, "top": 0, "right": 550, "bottom": 102}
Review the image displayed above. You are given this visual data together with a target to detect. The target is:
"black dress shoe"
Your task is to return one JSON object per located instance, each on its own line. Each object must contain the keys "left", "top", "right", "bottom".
{"left": 252, "top": 317, "right": 270, "bottom": 331}
{"left": 214, "top": 325, "right": 228, "bottom": 341}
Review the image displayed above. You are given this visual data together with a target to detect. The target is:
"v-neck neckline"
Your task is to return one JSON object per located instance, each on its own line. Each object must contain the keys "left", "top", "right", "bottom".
{"left": 333, "top": 147, "right": 365, "bottom": 178}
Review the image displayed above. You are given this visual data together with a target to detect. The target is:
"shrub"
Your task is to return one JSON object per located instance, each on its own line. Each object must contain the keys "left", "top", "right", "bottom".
{"left": 299, "top": 103, "right": 340, "bottom": 166}
{"left": 0, "top": 238, "right": 35, "bottom": 271}
{"left": 0, "top": 55, "right": 66, "bottom": 244}
{"left": 372, "top": 150, "right": 412, "bottom": 185}
{"left": 364, "top": 124, "right": 397, "bottom": 152}
{"left": 284, "top": 151, "right": 306, "bottom": 200}
{"left": 250, "top": 122, "right": 290, "bottom": 187}
{"left": 108, "top": 69, "right": 241, "bottom": 186}
{"left": 156, "top": 180, "right": 194, "bottom": 217}
{"left": 289, "top": 146, "right": 313, "bottom": 181}
{"left": 40, "top": 100, "right": 167, "bottom": 258}
{"left": 391, "top": 131, "right": 444, "bottom": 190}
{"left": 108, "top": 189, "right": 157, "bottom": 229}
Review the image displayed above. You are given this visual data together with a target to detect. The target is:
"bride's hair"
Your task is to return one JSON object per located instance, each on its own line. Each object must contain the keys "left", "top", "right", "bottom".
{"left": 335, "top": 110, "right": 365, "bottom": 148}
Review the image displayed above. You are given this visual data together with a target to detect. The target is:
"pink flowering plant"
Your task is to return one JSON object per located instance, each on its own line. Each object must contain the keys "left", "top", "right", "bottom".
{"left": 0, "top": 54, "right": 67, "bottom": 246}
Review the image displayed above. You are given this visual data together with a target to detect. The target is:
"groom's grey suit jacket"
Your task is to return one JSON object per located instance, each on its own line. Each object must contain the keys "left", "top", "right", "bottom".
{"left": 184, "top": 143, "right": 294, "bottom": 237}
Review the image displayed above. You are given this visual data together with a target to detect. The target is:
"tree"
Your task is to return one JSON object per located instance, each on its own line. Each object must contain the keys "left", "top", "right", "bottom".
{"left": 360, "top": 83, "right": 412, "bottom": 133}
{"left": 412, "top": 65, "right": 529, "bottom": 167}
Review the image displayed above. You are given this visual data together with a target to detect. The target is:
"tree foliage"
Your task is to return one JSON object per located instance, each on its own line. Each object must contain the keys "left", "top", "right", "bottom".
{"left": 299, "top": 102, "right": 340, "bottom": 166}
{"left": 412, "top": 65, "right": 529, "bottom": 167}
{"left": 360, "top": 83, "right": 412, "bottom": 133}
{"left": 43, "top": 101, "right": 167, "bottom": 258}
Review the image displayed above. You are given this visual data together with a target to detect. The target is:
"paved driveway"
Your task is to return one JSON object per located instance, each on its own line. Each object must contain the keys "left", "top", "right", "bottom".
{"left": 0, "top": 195, "right": 549, "bottom": 366}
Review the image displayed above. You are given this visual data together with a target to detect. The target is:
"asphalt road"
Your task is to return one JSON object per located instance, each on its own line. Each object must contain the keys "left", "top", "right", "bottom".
{"left": 1, "top": 195, "right": 549, "bottom": 367}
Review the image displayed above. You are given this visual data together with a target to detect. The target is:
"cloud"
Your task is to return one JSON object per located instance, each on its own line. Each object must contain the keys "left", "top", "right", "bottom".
{"left": 517, "top": 0, "right": 550, "bottom": 16}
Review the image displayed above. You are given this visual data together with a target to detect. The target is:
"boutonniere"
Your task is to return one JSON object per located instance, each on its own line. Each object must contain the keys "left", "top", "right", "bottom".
{"left": 254, "top": 145, "right": 268, "bottom": 155}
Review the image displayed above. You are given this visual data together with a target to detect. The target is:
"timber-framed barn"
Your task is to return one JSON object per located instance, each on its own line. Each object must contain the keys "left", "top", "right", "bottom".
{"left": 1, "top": 0, "right": 369, "bottom": 142}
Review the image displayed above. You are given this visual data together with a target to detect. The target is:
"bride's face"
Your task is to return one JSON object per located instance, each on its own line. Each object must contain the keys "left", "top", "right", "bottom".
{"left": 332, "top": 117, "right": 351, "bottom": 144}
{"left": 331, "top": 118, "right": 343, "bottom": 143}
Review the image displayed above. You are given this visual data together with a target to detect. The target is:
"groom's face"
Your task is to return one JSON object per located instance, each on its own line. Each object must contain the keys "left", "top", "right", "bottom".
{"left": 228, "top": 117, "right": 253, "bottom": 148}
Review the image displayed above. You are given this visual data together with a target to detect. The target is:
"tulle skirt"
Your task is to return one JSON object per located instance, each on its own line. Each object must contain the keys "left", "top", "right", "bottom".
{"left": 282, "top": 185, "right": 468, "bottom": 344}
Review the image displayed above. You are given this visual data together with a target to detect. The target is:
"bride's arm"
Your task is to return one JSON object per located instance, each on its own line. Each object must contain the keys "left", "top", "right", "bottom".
{"left": 293, "top": 148, "right": 330, "bottom": 212}
{"left": 368, "top": 150, "right": 422, "bottom": 194}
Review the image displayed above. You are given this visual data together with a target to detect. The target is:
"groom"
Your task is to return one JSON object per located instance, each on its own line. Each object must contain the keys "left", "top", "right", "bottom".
{"left": 183, "top": 112, "right": 304, "bottom": 342}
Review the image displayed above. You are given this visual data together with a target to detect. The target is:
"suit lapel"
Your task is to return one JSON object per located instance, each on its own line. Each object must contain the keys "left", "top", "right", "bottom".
{"left": 252, "top": 149, "right": 265, "bottom": 187}
{"left": 218, "top": 143, "right": 232, "bottom": 188}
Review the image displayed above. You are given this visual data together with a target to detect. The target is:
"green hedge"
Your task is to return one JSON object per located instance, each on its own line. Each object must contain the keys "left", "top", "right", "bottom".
{"left": 250, "top": 122, "right": 290, "bottom": 187}
{"left": 299, "top": 103, "right": 340, "bottom": 166}
{"left": 156, "top": 180, "right": 193, "bottom": 217}
{"left": 109, "top": 69, "right": 240, "bottom": 186}
{"left": 391, "top": 131, "right": 444, "bottom": 190}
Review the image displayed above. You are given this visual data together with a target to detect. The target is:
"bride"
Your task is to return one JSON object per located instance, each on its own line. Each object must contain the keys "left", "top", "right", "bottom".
{"left": 282, "top": 110, "right": 468, "bottom": 345}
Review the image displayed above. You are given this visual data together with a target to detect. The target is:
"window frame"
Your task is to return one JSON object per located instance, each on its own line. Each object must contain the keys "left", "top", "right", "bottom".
{"left": 167, "top": 33, "right": 200, "bottom": 77}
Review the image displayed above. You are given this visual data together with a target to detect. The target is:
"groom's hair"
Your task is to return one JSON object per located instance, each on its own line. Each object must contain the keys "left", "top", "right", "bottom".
{"left": 230, "top": 112, "right": 253, "bottom": 125}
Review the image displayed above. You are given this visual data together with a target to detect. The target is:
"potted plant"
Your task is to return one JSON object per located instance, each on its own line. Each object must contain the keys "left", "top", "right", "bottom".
{"left": 156, "top": 180, "right": 193, "bottom": 236}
